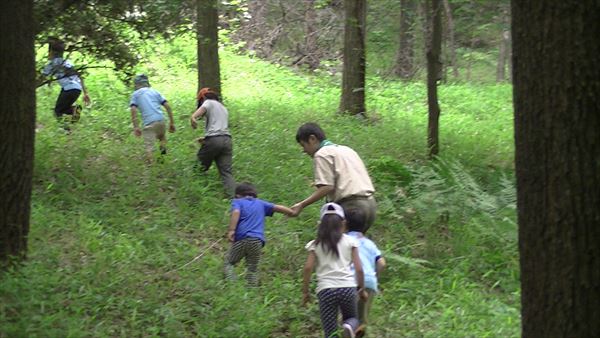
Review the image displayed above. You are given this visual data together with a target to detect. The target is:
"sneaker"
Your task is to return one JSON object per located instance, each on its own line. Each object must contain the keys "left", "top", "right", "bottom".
{"left": 342, "top": 323, "right": 355, "bottom": 338}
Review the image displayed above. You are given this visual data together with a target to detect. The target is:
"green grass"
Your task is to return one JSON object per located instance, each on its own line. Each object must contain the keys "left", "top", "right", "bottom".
{"left": 1, "top": 35, "right": 519, "bottom": 337}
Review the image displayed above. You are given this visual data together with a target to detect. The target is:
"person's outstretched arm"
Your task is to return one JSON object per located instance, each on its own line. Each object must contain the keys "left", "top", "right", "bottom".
{"left": 190, "top": 106, "right": 207, "bottom": 129}
{"left": 291, "top": 185, "right": 334, "bottom": 216}
{"left": 273, "top": 205, "right": 296, "bottom": 217}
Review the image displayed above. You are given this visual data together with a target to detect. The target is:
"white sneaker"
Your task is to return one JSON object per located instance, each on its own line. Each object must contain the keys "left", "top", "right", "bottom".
{"left": 342, "top": 323, "right": 356, "bottom": 338}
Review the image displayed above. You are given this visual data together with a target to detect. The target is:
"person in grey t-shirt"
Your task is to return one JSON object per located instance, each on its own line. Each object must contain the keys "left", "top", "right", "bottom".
{"left": 190, "top": 88, "right": 235, "bottom": 197}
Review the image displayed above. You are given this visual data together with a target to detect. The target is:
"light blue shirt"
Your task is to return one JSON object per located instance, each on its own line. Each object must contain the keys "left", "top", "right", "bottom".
{"left": 347, "top": 231, "right": 382, "bottom": 292}
{"left": 42, "top": 57, "right": 83, "bottom": 91}
{"left": 129, "top": 87, "right": 167, "bottom": 126}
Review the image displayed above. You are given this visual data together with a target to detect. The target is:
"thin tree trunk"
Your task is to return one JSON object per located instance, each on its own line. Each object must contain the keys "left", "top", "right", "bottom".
{"left": 442, "top": 0, "right": 458, "bottom": 78}
{"left": 513, "top": 1, "right": 600, "bottom": 336}
{"left": 0, "top": 0, "right": 35, "bottom": 267}
{"left": 496, "top": 30, "right": 509, "bottom": 82}
{"left": 340, "top": 0, "right": 367, "bottom": 116}
{"left": 302, "top": 0, "right": 320, "bottom": 70}
{"left": 426, "top": 0, "right": 442, "bottom": 158}
{"left": 197, "top": 0, "right": 221, "bottom": 94}
{"left": 394, "top": 0, "right": 415, "bottom": 80}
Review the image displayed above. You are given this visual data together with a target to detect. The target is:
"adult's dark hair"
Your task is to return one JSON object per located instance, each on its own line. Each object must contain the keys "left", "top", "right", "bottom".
{"left": 235, "top": 182, "right": 257, "bottom": 198}
{"left": 296, "top": 122, "right": 326, "bottom": 143}
{"left": 345, "top": 208, "right": 366, "bottom": 233}
{"left": 196, "top": 89, "right": 221, "bottom": 108}
{"left": 315, "top": 211, "right": 344, "bottom": 258}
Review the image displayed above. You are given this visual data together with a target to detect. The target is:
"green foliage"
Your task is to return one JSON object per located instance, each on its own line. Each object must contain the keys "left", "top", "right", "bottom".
{"left": 2, "top": 35, "right": 519, "bottom": 337}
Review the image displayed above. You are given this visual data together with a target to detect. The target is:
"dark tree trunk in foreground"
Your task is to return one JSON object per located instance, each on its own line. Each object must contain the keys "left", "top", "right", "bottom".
{"left": 197, "top": 0, "right": 221, "bottom": 94}
{"left": 426, "top": 0, "right": 442, "bottom": 158}
{"left": 0, "top": 0, "right": 36, "bottom": 267}
{"left": 394, "top": 0, "right": 415, "bottom": 80}
{"left": 513, "top": 1, "right": 600, "bottom": 337}
{"left": 340, "top": 0, "right": 367, "bottom": 116}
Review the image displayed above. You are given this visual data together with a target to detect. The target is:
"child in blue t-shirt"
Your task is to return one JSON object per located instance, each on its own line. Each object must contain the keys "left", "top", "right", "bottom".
{"left": 345, "top": 207, "right": 386, "bottom": 337}
{"left": 225, "top": 182, "right": 295, "bottom": 286}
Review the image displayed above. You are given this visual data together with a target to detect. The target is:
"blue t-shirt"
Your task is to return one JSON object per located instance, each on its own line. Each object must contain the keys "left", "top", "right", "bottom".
{"left": 347, "top": 231, "right": 382, "bottom": 292}
{"left": 230, "top": 197, "right": 275, "bottom": 244}
{"left": 129, "top": 87, "right": 167, "bottom": 126}
{"left": 42, "top": 57, "right": 83, "bottom": 91}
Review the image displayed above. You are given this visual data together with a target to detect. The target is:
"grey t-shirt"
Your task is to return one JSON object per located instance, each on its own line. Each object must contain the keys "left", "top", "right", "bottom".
{"left": 201, "top": 99, "right": 230, "bottom": 137}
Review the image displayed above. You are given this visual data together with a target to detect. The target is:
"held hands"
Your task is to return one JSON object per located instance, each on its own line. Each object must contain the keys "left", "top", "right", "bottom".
{"left": 291, "top": 203, "right": 303, "bottom": 217}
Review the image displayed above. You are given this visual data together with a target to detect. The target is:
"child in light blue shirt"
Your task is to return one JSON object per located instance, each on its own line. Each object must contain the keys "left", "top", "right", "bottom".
{"left": 345, "top": 207, "right": 386, "bottom": 337}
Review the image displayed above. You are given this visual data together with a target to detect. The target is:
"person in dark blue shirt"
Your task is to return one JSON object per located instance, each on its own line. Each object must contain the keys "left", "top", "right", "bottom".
{"left": 225, "top": 182, "right": 295, "bottom": 286}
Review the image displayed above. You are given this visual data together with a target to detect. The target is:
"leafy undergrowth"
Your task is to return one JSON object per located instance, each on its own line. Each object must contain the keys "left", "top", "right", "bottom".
{"left": 1, "top": 36, "right": 519, "bottom": 337}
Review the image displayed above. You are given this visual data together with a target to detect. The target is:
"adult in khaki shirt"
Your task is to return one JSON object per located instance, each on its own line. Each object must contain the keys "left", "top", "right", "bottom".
{"left": 292, "top": 123, "right": 377, "bottom": 232}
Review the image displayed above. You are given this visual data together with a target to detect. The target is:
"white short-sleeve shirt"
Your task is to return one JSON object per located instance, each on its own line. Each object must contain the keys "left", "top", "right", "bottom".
{"left": 306, "top": 234, "right": 359, "bottom": 294}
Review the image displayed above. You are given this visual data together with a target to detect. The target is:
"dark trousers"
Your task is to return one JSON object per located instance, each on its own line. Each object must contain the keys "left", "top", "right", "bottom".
{"left": 54, "top": 89, "right": 81, "bottom": 118}
{"left": 338, "top": 196, "right": 377, "bottom": 233}
{"left": 317, "top": 287, "right": 359, "bottom": 338}
{"left": 197, "top": 135, "right": 235, "bottom": 197}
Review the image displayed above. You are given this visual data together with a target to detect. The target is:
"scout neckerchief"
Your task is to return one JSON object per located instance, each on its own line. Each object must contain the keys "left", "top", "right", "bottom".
{"left": 319, "top": 139, "right": 335, "bottom": 149}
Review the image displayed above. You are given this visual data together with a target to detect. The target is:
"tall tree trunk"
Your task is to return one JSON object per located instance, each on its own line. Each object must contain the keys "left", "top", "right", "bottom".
{"left": 442, "top": 0, "right": 458, "bottom": 79}
{"left": 513, "top": 1, "right": 600, "bottom": 337}
{"left": 0, "top": 0, "right": 35, "bottom": 267}
{"left": 339, "top": 0, "right": 367, "bottom": 116}
{"left": 394, "top": 0, "right": 415, "bottom": 80}
{"left": 426, "top": 0, "right": 442, "bottom": 158}
{"left": 197, "top": 0, "right": 221, "bottom": 94}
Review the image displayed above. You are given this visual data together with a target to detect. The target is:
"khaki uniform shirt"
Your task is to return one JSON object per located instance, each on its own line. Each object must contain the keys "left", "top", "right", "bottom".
{"left": 313, "top": 144, "right": 375, "bottom": 202}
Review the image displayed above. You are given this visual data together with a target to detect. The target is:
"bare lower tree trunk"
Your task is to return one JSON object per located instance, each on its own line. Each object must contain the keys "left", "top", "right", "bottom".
{"left": 426, "top": 0, "right": 442, "bottom": 158}
{"left": 513, "top": 1, "right": 600, "bottom": 336}
{"left": 394, "top": 0, "right": 415, "bottom": 80}
{"left": 197, "top": 0, "right": 221, "bottom": 94}
{"left": 340, "top": 0, "right": 367, "bottom": 116}
{"left": 0, "top": 0, "right": 35, "bottom": 267}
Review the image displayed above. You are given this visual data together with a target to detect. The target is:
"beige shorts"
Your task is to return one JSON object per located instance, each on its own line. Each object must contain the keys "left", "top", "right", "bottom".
{"left": 142, "top": 120, "right": 166, "bottom": 153}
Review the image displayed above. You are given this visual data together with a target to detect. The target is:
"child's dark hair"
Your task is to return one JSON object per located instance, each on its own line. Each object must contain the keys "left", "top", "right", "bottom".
{"left": 345, "top": 208, "right": 366, "bottom": 233}
{"left": 315, "top": 209, "right": 344, "bottom": 258}
{"left": 48, "top": 38, "right": 65, "bottom": 57}
{"left": 196, "top": 88, "right": 221, "bottom": 108}
{"left": 235, "top": 182, "right": 257, "bottom": 198}
{"left": 296, "top": 122, "right": 326, "bottom": 143}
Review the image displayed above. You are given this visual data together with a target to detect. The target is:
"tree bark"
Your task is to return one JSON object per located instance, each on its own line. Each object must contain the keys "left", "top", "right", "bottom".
{"left": 339, "top": 0, "right": 367, "bottom": 116}
{"left": 496, "top": 30, "right": 509, "bottom": 82}
{"left": 426, "top": 0, "right": 442, "bottom": 158}
{"left": 197, "top": 0, "right": 221, "bottom": 94}
{"left": 442, "top": 0, "right": 458, "bottom": 79}
{"left": 394, "top": 0, "right": 415, "bottom": 80}
{"left": 513, "top": 1, "right": 600, "bottom": 336}
{"left": 0, "top": 0, "right": 35, "bottom": 267}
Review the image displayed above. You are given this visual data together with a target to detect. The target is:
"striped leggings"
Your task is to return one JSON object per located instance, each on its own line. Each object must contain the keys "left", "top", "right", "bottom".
{"left": 224, "top": 237, "right": 262, "bottom": 286}
{"left": 317, "top": 287, "right": 359, "bottom": 338}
